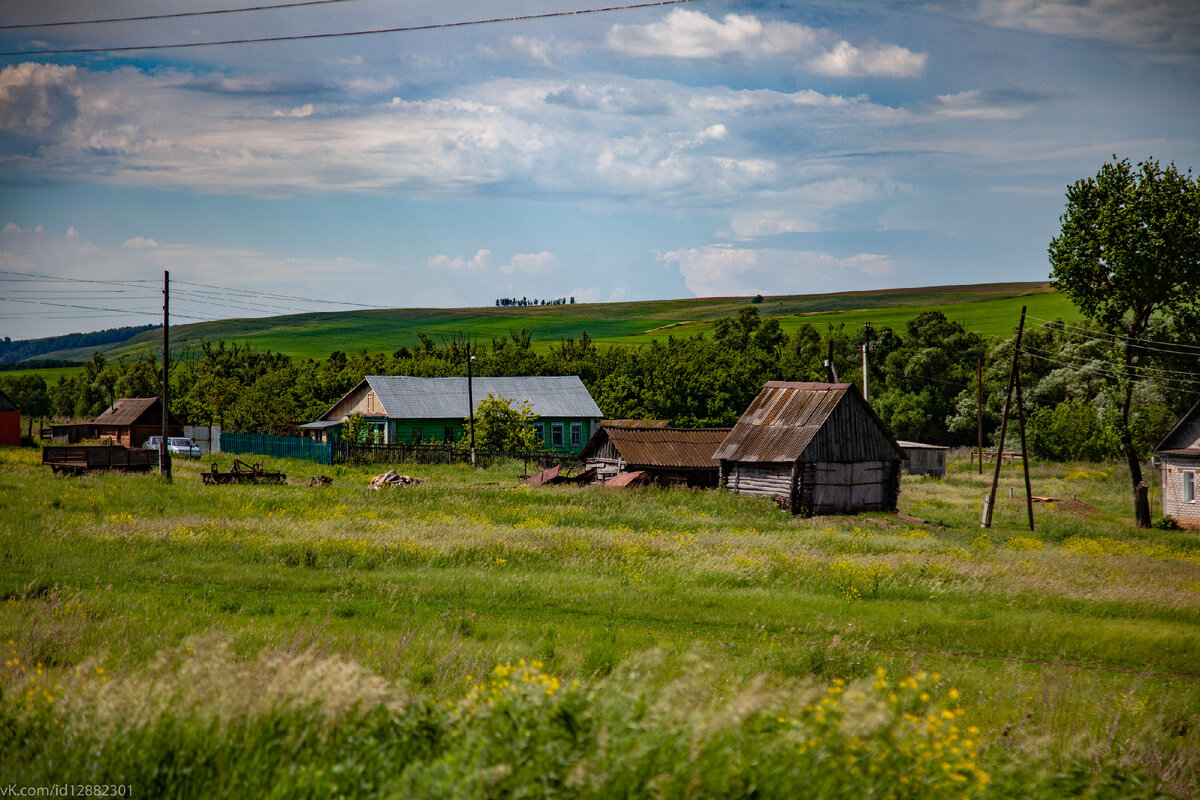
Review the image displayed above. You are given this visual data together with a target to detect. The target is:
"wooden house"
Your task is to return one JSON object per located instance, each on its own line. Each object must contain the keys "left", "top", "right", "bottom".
{"left": 897, "top": 440, "right": 948, "bottom": 478}
{"left": 581, "top": 422, "right": 731, "bottom": 487}
{"left": 92, "top": 397, "right": 183, "bottom": 447}
{"left": 1155, "top": 401, "right": 1200, "bottom": 529}
{"left": 0, "top": 387, "right": 19, "bottom": 447}
{"left": 714, "top": 382, "right": 903, "bottom": 515}
{"left": 303, "top": 375, "right": 603, "bottom": 453}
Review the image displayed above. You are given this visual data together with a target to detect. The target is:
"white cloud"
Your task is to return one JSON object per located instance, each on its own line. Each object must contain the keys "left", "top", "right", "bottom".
{"left": 660, "top": 244, "right": 895, "bottom": 296}
{"left": 731, "top": 211, "right": 823, "bottom": 238}
{"left": 969, "top": 0, "right": 1200, "bottom": 51}
{"left": 931, "top": 89, "right": 1027, "bottom": 120}
{"left": 499, "top": 251, "right": 560, "bottom": 275}
{"left": 427, "top": 249, "right": 491, "bottom": 272}
{"left": 122, "top": 236, "right": 158, "bottom": 248}
{"left": 605, "top": 9, "right": 926, "bottom": 77}
{"left": 273, "top": 103, "right": 314, "bottom": 118}
{"left": 568, "top": 287, "right": 602, "bottom": 303}
{"left": 808, "top": 40, "right": 927, "bottom": 78}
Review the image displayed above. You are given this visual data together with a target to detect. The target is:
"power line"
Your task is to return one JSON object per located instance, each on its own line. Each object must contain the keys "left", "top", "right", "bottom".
{"left": 0, "top": 0, "right": 698, "bottom": 57}
{"left": 0, "top": 269, "right": 156, "bottom": 288}
{"left": 1026, "top": 315, "right": 1200, "bottom": 357}
{"left": 1022, "top": 349, "right": 1200, "bottom": 394}
{"left": 1021, "top": 343, "right": 1200, "bottom": 379}
{"left": 0, "top": 0, "right": 366, "bottom": 31}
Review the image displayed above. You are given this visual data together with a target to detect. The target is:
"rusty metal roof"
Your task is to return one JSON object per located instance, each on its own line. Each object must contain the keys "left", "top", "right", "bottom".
{"left": 602, "top": 419, "right": 671, "bottom": 429}
{"left": 522, "top": 464, "right": 562, "bottom": 486}
{"left": 714, "top": 381, "right": 901, "bottom": 464}
{"left": 584, "top": 425, "right": 731, "bottom": 469}
{"left": 93, "top": 397, "right": 163, "bottom": 427}
{"left": 604, "top": 470, "right": 650, "bottom": 488}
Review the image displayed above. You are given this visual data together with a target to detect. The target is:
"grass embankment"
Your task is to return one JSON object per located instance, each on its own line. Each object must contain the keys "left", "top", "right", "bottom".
{"left": 9, "top": 282, "right": 1069, "bottom": 378}
{"left": 1, "top": 447, "right": 1196, "bottom": 797}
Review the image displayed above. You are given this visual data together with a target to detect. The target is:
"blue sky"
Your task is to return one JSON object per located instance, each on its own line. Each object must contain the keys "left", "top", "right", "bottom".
{"left": 1, "top": 0, "right": 1198, "bottom": 339}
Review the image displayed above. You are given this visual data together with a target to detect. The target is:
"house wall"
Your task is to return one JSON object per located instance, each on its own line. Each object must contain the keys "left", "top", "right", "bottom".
{"left": 901, "top": 448, "right": 947, "bottom": 477}
{"left": 0, "top": 411, "right": 19, "bottom": 446}
{"left": 1161, "top": 458, "right": 1200, "bottom": 528}
{"left": 392, "top": 416, "right": 596, "bottom": 451}
{"left": 724, "top": 458, "right": 900, "bottom": 514}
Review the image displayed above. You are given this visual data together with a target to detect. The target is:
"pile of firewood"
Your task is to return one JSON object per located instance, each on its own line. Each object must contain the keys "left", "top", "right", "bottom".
{"left": 369, "top": 469, "right": 424, "bottom": 490}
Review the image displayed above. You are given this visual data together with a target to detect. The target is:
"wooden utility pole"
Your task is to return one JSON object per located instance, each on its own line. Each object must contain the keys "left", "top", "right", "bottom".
{"left": 976, "top": 358, "right": 983, "bottom": 475}
{"left": 1016, "top": 364, "right": 1034, "bottom": 531}
{"left": 824, "top": 340, "right": 838, "bottom": 383}
{"left": 467, "top": 344, "right": 476, "bottom": 467}
{"left": 982, "top": 305, "right": 1026, "bottom": 528}
{"left": 160, "top": 269, "right": 172, "bottom": 480}
{"left": 861, "top": 321, "right": 873, "bottom": 403}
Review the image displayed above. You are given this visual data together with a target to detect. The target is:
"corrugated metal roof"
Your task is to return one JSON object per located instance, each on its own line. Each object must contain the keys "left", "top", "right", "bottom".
{"left": 299, "top": 420, "right": 343, "bottom": 429}
{"left": 362, "top": 375, "right": 602, "bottom": 420}
{"left": 714, "top": 382, "right": 901, "bottom": 464}
{"left": 585, "top": 426, "right": 731, "bottom": 469}
{"left": 605, "top": 470, "right": 650, "bottom": 487}
{"left": 897, "top": 440, "right": 949, "bottom": 451}
{"left": 93, "top": 397, "right": 160, "bottom": 426}
{"left": 603, "top": 419, "right": 671, "bottom": 429}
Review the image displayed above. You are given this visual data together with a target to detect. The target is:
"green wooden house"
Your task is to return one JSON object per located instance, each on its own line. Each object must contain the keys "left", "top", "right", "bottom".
{"left": 300, "top": 375, "right": 603, "bottom": 453}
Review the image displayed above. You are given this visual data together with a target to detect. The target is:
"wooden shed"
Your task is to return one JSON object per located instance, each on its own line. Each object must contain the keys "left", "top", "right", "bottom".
{"left": 714, "top": 382, "right": 903, "bottom": 515}
{"left": 1155, "top": 401, "right": 1200, "bottom": 529}
{"left": 897, "top": 440, "right": 948, "bottom": 478}
{"left": 0, "top": 387, "right": 19, "bottom": 447}
{"left": 581, "top": 422, "right": 732, "bottom": 488}
{"left": 92, "top": 397, "right": 183, "bottom": 447}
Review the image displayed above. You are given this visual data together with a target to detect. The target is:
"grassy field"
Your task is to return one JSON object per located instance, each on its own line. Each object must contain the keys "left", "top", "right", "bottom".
{"left": 7, "top": 283, "right": 1070, "bottom": 378}
{"left": 0, "top": 444, "right": 1196, "bottom": 797}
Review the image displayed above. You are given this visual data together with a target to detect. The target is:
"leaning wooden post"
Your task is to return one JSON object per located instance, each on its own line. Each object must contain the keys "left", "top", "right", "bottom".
{"left": 1016, "top": 361, "right": 1034, "bottom": 531}
{"left": 982, "top": 306, "right": 1026, "bottom": 528}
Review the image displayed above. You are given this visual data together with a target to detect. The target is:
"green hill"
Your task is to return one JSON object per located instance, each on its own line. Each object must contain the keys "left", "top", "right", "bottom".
{"left": 18, "top": 281, "right": 1072, "bottom": 371}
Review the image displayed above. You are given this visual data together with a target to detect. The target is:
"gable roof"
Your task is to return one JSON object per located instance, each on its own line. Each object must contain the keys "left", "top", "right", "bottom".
{"left": 583, "top": 425, "right": 731, "bottom": 469}
{"left": 93, "top": 397, "right": 168, "bottom": 427}
{"left": 1156, "top": 400, "right": 1200, "bottom": 457}
{"left": 713, "top": 381, "right": 902, "bottom": 464}
{"left": 0, "top": 388, "right": 16, "bottom": 413}
{"left": 326, "top": 375, "right": 602, "bottom": 421}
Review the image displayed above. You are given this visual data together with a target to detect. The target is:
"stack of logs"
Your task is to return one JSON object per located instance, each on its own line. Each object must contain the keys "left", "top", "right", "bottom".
{"left": 369, "top": 469, "right": 424, "bottom": 489}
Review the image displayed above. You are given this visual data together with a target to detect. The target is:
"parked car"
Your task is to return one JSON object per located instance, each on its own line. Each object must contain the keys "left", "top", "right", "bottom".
{"left": 143, "top": 436, "right": 202, "bottom": 457}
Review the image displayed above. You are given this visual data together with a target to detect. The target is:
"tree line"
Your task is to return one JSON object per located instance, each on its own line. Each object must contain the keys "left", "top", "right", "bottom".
{"left": 2, "top": 304, "right": 1192, "bottom": 463}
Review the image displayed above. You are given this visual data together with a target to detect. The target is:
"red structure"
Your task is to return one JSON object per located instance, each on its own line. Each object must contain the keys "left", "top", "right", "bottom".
{"left": 0, "top": 388, "right": 18, "bottom": 447}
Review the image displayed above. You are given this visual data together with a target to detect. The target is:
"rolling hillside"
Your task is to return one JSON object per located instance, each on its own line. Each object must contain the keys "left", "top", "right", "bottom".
{"left": 19, "top": 281, "right": 1072, "bottom": 369}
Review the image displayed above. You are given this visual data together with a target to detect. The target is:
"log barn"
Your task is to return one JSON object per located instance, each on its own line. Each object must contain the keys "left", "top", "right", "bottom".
{"left": 581, "top": 422, "right": 732, "bottom": 488}
{"left": 1155, "top": 401, "right": 1200, "bottom": 529}
{"left": 92, "top": 397, "right": 183, "bottom": 447}
{"left": 714, "top": 382, "right": 903, "bottom": 514}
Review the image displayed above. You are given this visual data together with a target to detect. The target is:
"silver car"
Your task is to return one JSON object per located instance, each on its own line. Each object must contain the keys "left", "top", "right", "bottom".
{"left": 144, "top": 436, "right": 203, "bottom": 457}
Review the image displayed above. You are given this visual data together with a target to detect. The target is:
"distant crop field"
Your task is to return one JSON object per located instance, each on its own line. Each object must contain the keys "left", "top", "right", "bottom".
{"left": 15, "top": 282, "right": 1070, "bottom": 374}
{"left": 1, "top": 446, "right": 1196, "bottom": 797}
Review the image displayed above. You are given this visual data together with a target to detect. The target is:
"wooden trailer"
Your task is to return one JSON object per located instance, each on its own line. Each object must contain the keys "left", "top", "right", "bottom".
{"left": 42, "top": 445, "right": 157, "bottom": 475}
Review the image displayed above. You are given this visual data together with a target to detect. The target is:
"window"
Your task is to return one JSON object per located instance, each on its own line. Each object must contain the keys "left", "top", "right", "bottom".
{"left": 367, "top": 392, "right": 375, "bottom": 413}
{"left": 551, "top": 423, "right": 564, "bottom": 449}
{"left": 533, "top": 424, "right": 544, "bottom": 444}
{"left": 412, "top": 428, "right": 423, "bottom": 444}
{"left": 444, "top": 425, "right": 456, "bottom": 443}
{"left": 570, "top": 422, "right": 583, "bottom": 448}
{"left": 1185, "top": 470, "right": 1196, "bottom": 504}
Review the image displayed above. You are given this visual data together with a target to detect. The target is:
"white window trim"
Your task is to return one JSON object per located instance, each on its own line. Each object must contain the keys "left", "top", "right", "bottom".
{"left": 1184, "top": 470, "right": 1196, "bottom": 504}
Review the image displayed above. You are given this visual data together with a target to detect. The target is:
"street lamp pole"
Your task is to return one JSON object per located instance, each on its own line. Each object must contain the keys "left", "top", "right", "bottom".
{"left": 467, "top": 346, "right": 476, "bottom": 467}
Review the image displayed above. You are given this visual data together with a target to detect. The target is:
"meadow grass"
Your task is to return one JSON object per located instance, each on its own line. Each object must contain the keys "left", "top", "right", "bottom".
{"left": 1, "top": 445, "right": 1196, "bottom": 797}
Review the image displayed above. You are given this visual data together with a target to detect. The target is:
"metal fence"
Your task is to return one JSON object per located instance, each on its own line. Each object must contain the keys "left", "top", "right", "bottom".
{"left": 220, "top": 433, "right": 580, "bottom": 470}
{"left": 221, "top": 432, "right": 334, "bottom": 465}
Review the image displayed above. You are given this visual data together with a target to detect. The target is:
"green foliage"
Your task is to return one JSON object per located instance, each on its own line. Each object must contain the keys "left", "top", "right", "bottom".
{"left": 470, "top": 393, "right": 538, "bottom": 451}
{"left": 341, "top": 413, "right": 372, "bottom": 444}
{"left": 1026, "top": 399, "right": 1120, "bottom": 461}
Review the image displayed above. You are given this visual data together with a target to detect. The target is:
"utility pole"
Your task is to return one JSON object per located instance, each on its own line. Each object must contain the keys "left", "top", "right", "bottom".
{"left": 824, "top": 340, "right": 839, "bottom": 383}
{"left": 160, "top": 269, "right": 172, "bottom": 480}
{"left": 977, "top": 359, "right": 983, "bottom": 475}
{"left": 982, "top": 306, "right": 1026, "bottom": 527}
{"left": 466, "top": 344, "right": 476, "bottom": 467}
{"left": 861, "top": 321, "right": 875, "bottom": 402}
{"left": 1016, "top": 362, "right": 1034, "bottom": 531}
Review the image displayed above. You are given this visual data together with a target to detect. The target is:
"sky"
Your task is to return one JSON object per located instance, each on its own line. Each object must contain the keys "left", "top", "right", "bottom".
{"left": 0, "top": 0, "right": 1198, "bottom": 340}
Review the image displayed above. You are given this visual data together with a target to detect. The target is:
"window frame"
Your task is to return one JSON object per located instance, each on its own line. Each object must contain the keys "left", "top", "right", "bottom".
{"left": 1184, "top": 469, "right": 1196, "bottom": 504}
{"left": 412, "top": 427, "right": 423, "bottom": 445}
{"left": 551, "top": 422, "right": 564, "bottom": 449}
{"left": 532, "top": 423, "right": 544, "bottom": 444}
{"left": 444, "top": 425, "right": 456, "bottom": 443}
{"left": 570, "top": 422, "right": 583, "bottom": 448}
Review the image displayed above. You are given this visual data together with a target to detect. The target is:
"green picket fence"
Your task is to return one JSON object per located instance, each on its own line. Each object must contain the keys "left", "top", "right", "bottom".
{"left": 221, "top": 432, "right": 334, "bottom": 465}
